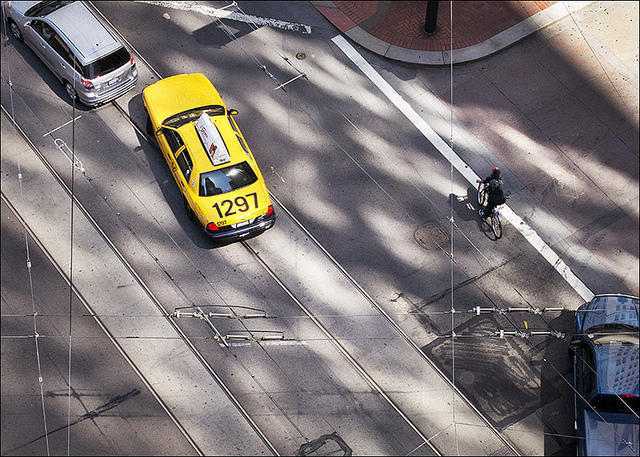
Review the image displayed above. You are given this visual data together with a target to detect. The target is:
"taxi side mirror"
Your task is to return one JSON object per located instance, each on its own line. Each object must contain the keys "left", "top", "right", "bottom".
{"left": 228, "top": 109, "right": 238, "bottom": 116}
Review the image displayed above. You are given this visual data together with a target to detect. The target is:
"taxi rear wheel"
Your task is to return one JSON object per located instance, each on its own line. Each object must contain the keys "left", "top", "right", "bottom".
{"left": 183, "top": 197, "right": 195, "bottom": 221}
{"left": 146, "top": 114, "right": 153, "bottom": 135}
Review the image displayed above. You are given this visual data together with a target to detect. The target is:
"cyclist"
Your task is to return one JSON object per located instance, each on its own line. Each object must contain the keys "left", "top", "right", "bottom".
{"left": 476, "top": 167, "right": 506, "bottom": 221}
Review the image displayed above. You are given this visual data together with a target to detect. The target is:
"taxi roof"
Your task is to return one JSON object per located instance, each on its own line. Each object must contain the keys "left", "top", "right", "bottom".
{"left": 144, "top": 73, "right": 225, "bottom": 127}
{"left": 178, "top": 112, "right": 249, "bottom": 175}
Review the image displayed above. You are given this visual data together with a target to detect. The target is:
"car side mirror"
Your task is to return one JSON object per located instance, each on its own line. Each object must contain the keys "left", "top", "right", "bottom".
{"left": 228, "top": 109, "right": 238, "bottom": 116}
{"left": 24, "top": 20, "right": 32, "bottom": 27}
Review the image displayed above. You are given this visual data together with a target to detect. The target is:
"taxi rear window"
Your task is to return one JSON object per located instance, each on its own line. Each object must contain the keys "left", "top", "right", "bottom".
{"left": 199, "top": 161, "right": 257, "bottom": 196}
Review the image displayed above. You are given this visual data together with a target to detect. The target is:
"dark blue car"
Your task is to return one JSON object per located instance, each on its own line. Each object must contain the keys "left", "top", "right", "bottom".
{"left": 571, "top": 294, "right": 639, "bottom": 456}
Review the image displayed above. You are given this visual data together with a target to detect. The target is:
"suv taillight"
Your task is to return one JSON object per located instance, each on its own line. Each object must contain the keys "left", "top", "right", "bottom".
{"left": 80, "top": 78, "right": 94, "bottom": 89}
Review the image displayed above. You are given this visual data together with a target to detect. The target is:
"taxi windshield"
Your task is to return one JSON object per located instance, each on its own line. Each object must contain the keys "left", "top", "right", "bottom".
{"left": 163, "top": 105, "right": 225, "bottom": 129}
{"left": 199, "top": 162, "right": 258, "bottom": 196}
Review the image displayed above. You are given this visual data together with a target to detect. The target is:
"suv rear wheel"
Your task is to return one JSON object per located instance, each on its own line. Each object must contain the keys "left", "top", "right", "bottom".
{"left": 64, "top": 81, "right": 77, "bottom": 102}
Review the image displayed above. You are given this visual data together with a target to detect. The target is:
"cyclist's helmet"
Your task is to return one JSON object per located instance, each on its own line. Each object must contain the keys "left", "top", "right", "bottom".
{"left": 491, "top": 167, "right": 502, "bottom": 179}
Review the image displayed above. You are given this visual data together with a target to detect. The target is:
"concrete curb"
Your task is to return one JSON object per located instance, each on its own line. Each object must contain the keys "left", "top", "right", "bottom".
{"left": 314, "top": 1, "right": 597, "bottom": 65}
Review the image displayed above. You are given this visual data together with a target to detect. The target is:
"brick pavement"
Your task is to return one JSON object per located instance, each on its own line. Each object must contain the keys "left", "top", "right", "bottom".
{"left": 314, "top": 1, "right": 556, "bottom": 63}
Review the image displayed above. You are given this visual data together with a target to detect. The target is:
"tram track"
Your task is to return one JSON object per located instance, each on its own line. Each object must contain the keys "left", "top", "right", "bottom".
{"left": 4, "top": 96, "right": 449, "bottom": 456}
{"left": 99, "top": 10, "right": 520, "bottom": 453}
{"left": 0, "top": 187, "right": 204, "bottom": 456}
{"left": 107, "top": 96, "right": 447, "bottom": 457}
{"left": 1, "top": 2, "right": 526, "bottom": 454}
{"left": 1, "top": 104, "right": 278, "bottom": 456}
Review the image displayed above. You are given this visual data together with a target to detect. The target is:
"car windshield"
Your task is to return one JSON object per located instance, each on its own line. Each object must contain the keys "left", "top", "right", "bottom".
{"left": 25, "top": 1, "right": 73, "bottom": 17}
{"left": 163, "top": 105, "right": 225, "bottom": 129}
{"left": 199, "top": 162, "right": 258, "bottom": 196}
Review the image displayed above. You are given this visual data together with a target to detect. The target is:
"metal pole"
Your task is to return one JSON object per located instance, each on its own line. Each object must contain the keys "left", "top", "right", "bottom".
{"left": 424, "top": 1, "right": 439, "bottom": 35}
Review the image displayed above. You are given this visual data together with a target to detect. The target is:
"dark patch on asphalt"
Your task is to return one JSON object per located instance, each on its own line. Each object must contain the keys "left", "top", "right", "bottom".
{"left": 298, "top": 432, "right": 352, "bottom": 456}
{"left": 6, "top": 389, "right": 141, "bottom": 454}
{"left": 421, "top": 315, "right": 562, "bottom": 429}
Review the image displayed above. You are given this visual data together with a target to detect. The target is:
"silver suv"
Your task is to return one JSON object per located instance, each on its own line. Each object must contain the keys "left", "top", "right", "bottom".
{"left": 3, "top": 1, "right": 138, "bottom": 107}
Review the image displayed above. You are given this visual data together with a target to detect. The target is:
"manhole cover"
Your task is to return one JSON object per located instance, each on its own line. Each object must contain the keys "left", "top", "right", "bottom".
{"left": 414, "top": 222, "right": 449, "bottom": 250}
{"left": 459, "top": 371, "right": 475, "bottom": 385}
{"left": 296, "top": 52, "right": 306, "bottom": 60}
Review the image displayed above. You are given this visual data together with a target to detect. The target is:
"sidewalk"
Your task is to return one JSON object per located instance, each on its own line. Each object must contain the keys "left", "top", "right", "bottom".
{"left": 312, "top": 1, "right": 585, "bottom": 64}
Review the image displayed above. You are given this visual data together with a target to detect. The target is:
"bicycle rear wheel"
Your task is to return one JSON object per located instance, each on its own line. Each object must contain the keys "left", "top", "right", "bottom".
{"left": 490, "top": 212, "right": 503, "bottom": 239}
{"left": 477, "top": 182, "right": 488, "bottom": 206}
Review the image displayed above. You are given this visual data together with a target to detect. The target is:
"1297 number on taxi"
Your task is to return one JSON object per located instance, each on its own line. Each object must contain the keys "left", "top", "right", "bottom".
{"left": 212, "top": 192, "right": 258, "bottom": 220}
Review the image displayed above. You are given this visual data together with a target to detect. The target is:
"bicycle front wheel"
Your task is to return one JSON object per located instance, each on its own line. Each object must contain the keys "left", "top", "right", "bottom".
{"left": 477, "top": 182, "right": 488, "bottom": 206}
{"left": 491, "top": 212, "right": 503, "bottom": 239}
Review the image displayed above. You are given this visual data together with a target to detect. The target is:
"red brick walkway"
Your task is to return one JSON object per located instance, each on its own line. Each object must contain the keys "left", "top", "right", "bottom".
{"left": 317, "top": 1, "right": 554, "bottom": 52}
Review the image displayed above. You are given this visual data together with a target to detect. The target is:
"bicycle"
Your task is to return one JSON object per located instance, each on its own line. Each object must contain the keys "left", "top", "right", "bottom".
{"left": 477, "top": 181, "right": 510, "bottom": 239}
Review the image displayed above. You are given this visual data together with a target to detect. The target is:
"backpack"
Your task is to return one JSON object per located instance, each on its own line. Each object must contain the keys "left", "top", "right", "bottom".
{"left": 488, "top": 178, "right": 502, "bottom": 193}
{"left": 489, "top": 179, "right": 506, "bottom": 204}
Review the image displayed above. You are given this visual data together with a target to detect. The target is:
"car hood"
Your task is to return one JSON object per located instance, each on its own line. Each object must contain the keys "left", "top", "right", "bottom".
{"left": 6, "top": 1, "right": 39, "bottom": 15}
{"left": 583, "top": 410, "right": 639, "bottom": 456}
{"left": 143, "top": 73, "right": 224, "bottom": 126}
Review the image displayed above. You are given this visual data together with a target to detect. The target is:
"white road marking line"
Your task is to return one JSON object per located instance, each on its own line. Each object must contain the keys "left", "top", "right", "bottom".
{"left": 138, "top": 1, "right": 312, "bottom": 34}
{"left": 42, "top": 115, "right": 81, "bottom": 137}
{"left": 331, "top": 34, "right": 594, "bottom": 302}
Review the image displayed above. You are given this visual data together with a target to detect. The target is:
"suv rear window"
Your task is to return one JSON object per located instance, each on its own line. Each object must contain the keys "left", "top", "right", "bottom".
{"left": 83, "top": 47, "right": 130, "bottom": 79}
{"left": 199, "top": 162, "right": 258, "bottom": 196}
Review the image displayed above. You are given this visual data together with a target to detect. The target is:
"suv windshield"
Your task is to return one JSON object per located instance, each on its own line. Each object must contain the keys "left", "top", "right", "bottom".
{"left": 84, "top": 46, "right": 130, "bottom": 79}
{"left": 163, "top": 105, "right": 226, "bottom": 129}
{"left": 199, "top": 162, "right": 258, "bottom": 196}
{"left": 25, "top": 1, "right": 73, "bottom": 17}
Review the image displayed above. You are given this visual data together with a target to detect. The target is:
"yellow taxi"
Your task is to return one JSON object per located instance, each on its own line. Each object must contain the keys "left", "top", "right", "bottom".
{"left": 143, "top": 73, "right": 275, "bottom": 243}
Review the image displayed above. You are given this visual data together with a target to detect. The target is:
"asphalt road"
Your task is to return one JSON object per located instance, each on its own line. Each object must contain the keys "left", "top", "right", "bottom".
{"left": 2, "top": 1, "right": 637, "bottom": 456}
{"left": 1, "top": 199, "right": 198, "bottom": 456}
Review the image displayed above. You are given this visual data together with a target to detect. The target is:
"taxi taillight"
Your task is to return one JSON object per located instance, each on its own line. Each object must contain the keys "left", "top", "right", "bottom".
{"left": 265, "top": 205, "right": 274, "bottom": 217}
{"left": 206, "top": 222, "right": 219, "bottom": 232}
